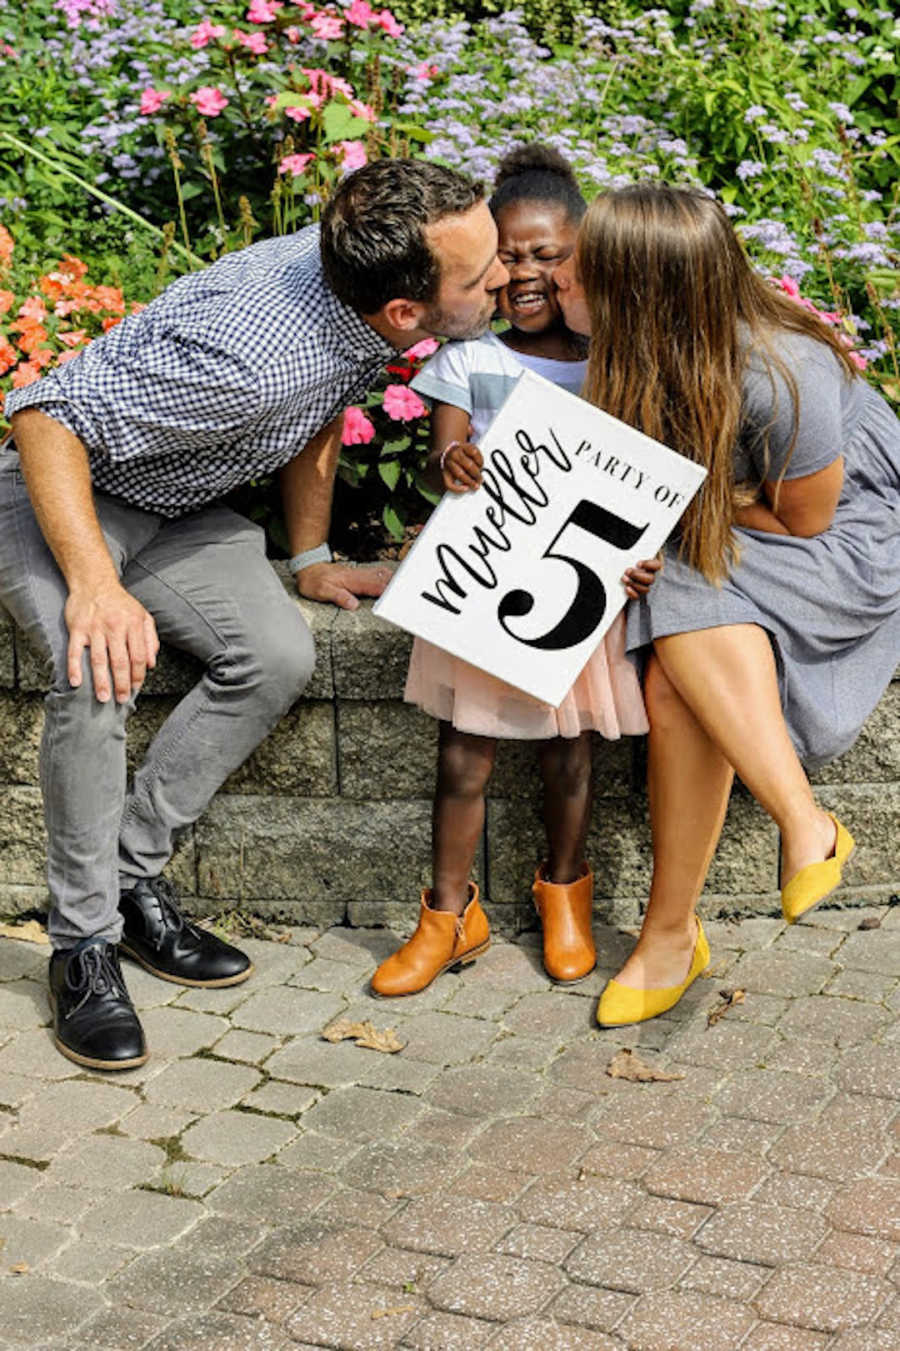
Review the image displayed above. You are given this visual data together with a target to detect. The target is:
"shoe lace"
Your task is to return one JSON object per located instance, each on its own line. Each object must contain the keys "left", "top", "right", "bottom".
{"left": 145, "top": 876, "right": 188, "bottom": 946}
{"left": 65, "top": 944, "right": 128, "bottom": 1018}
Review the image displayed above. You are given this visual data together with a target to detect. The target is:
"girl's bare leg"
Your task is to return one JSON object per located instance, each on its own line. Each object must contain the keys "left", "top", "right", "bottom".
{"left": 613, "top": 655, "right": 734, "bottom": 989}
{"left": 432, "top": 722, "right": 497, "bottom": 915}
{"left": 538, "top": 731, "right": 593, "bottom": 883}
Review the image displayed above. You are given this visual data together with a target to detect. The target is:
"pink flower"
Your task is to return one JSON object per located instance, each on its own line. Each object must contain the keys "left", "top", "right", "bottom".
{"left": 349, "top": 98, "right": 376, "bottom": 122}
{"left": 375, "top": 8, "right": 403, "bottom": 36}
{"left": 235, "top": 29, "right": 268, "bottom": 52}
{"left": 310, "top": 12, "right": 344, "bottom": 39}
{"left": 191, "top": 86, "right": 229, "bottom": 117}
{"left": 303, "top": 68, "right": 354, "bottom": 98}
{"left": 189, "top": 18, "right": 225, "bottom": 48}
{"left": 247, "top": 0, "right": 281, "bottom": 21}
{"left": 337, "top": 140, "right": 367, "bottom": 172}
{"left": 139, "top": 87, "right": 169, "bottom": 115}
{"left": 345, "top": 0, "right": 375, "bottom": 27}
{"left": 278, "top": 152, "right": 315, "bottom": 176}
{"left": 291, "top": 0, "right": 316, "bottom": 14}
{"left": 382, "top": 384, "right": 426, "bottom": 421}
{"left": 284, "top": 92, "right": 322, "bottom": 120}
{"left": 57, "top": 350, "right": 82, "bottom": 365}
{"left": 403, "top": 337, "right": 439, "bottom": 360}
{"left": 342, "top": 406, "right": 376, "bottom": 445}
{"left": 285, "top": 24, "right": 301, "bottom": 40}
{"left": 410, "top": 60, "right": 438, "bottom": 81}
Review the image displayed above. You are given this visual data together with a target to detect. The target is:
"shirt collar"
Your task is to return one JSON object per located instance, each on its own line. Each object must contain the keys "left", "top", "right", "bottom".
{"left": 319, "top": 277, "right": 397, "bottom": 366}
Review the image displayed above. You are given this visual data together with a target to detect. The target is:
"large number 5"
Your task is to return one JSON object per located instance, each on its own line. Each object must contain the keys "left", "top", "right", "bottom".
{"left": 498, "top": 499, "right": 648, "bottom": 651}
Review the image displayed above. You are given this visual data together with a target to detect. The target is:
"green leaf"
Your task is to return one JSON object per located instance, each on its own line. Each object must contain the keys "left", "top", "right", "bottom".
{"left": 380, "top": 438, "right": 410, "bottom": 456}
{"left": 383, "top": 502, "right": 405, "bottom": 541}
{"left": 379, "top": 460, "right": 401, "bottom": 491}
{"left": 320, "top": 103, "right": 370, "bottom": 145}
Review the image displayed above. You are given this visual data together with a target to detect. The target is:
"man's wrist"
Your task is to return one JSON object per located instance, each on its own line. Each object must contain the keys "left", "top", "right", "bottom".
{"left": 288, "top": 543, "right": 333, "bottom": 575}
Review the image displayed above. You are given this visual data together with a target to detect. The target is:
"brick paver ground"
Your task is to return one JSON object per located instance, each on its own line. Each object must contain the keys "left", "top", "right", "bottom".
{"left": 0, "top": 904, "right": 897, "bottom": 1349}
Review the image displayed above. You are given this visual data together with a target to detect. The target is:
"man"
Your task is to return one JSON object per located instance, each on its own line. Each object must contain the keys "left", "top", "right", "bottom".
{"left": 1, "top": 158, "right": 509, "bottom": 1071}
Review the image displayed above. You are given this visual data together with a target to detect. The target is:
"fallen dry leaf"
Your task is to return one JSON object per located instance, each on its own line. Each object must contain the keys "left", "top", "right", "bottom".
{"left": 322, "top": 1017, "right": 405, "bottom": 1054}
{"left": 9, "top": 1262, "right": 29, "bottom": 1275}
{"left": 371, "top": 1305, "right": 416, "bottom": 1321}
{"left": 707, "top": 988, "right": 746, "bottom": 1027}
{"left": 0, "top": 920, "right": 49, "bottom": 945}
{"left": 858, "top": 916, "right": 881, "bottom": 930}
{"left": 606, "top": 1048, "right": 685, "bottom": 1083}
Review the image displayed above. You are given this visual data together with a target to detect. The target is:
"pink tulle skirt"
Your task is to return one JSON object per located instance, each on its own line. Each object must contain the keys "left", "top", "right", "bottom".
{"left": 404, "top": 612, "right": 648, "bottom": 741}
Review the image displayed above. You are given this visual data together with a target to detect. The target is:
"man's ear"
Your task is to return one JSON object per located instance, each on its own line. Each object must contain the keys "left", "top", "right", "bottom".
{"left": 377, "top": 297, "right": 428, "bottom": 333}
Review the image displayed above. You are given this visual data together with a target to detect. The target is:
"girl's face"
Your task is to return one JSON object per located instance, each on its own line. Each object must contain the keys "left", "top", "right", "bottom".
{"left": 494, "top": 200, "right": 578, "bottom": 334}
{"left": 552, "top": 252, "right": 591, "bottom": 337}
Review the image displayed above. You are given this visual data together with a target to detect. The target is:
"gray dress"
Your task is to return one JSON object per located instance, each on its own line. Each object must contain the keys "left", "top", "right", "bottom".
{"left": 626, "top": 330, "right": 900, "bottom": 769}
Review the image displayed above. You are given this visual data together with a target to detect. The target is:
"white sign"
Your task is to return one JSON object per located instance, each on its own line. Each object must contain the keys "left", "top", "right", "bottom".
{"left": 374, "top": 370, "right": 707, "bottom": 706}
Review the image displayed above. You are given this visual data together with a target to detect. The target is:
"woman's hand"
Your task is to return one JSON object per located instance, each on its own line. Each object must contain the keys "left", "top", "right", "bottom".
{"left": 441, "top": 440, "right": 483, "bottom": 493}
{"left": 622, "top": 555, "right": 663, "bottom": 599}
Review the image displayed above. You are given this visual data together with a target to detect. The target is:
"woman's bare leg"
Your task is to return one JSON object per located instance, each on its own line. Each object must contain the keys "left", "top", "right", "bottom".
{"left": 653, "top": 625, "right": 835, "bottom": 885}
{"left": 432, "top": 722, "right": 497, "bottom": 914}
{"left": 614, "top": 655, "right": 734, "bottom": 989}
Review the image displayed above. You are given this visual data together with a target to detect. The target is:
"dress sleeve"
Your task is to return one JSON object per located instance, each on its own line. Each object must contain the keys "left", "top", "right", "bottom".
{"left": 410, "top": 341, "right": 474, "bottom": 414}
{"left": 742, "top": 334, "right": 846, "bottom": 482}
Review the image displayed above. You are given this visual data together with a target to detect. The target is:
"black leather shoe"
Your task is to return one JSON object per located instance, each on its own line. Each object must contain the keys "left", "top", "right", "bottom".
{"left": 48, "top": 939, "right": 148, "bottom": 1071}
{"left": 119, "top": 876, "right": 253, "bottom": 987}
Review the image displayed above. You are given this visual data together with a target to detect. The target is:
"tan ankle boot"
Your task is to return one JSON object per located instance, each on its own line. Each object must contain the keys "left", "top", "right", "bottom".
{"left": 370, "top": 884, "right": 490, "bottom": 997}
{"left": 532, "top": 863, "right": 596, "bottom": 983}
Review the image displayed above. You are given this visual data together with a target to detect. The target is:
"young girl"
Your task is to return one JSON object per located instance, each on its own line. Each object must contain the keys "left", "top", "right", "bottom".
{"left": 370, "top": 146, "right": 659, "bottom": 998}
{"left": 553, "top": 183, "right": 900, "bottom": 1025}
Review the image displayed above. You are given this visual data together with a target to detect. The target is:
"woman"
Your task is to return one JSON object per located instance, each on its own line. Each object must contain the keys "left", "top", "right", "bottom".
{"left": 554, "top": 183, "right": 900, "bottom": 1026}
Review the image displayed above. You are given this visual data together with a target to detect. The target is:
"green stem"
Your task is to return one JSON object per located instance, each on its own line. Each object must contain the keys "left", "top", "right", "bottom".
{"left": 1, "top": 131, "right": 202, "bottom": 267}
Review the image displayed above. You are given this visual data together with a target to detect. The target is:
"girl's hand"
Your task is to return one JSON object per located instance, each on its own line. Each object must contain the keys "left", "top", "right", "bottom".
{"left": 622, "top": 555, "right": 662, "bottom": 599}
{"left": 441, "top": 440, "right": 483, "bottom": 494}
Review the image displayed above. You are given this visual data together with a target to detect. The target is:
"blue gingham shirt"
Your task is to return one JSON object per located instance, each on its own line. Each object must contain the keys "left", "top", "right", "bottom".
{"left": 5, "top": 226, "right": 395, "bottom": 517}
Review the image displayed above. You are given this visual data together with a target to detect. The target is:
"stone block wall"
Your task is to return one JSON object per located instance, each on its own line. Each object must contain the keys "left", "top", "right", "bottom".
{"left": 1, "top": 566, "right": 897, "bottom": 935}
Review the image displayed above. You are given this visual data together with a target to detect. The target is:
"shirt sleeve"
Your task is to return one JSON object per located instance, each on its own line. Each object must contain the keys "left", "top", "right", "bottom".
{"left": 6, "top": 320, "right": 264, "bottom": 464}
{"left": 742, "top": 334, "right": 846, "bottom": 482}
{"left": 410, "top": 340, "right": 474, "bottom": 413}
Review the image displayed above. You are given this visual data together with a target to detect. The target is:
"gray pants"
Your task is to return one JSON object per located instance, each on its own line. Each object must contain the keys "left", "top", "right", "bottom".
{"left": 0, "top": 449, "right": 314, "bottom": 948}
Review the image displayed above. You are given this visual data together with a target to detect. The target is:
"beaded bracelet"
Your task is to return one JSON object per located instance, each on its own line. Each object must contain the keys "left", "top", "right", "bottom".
{"left": 439, "top": 440, "right": 462, "bottom": 473}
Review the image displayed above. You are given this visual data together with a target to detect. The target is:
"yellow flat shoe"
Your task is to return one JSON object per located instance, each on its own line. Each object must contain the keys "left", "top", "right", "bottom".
{"left": 781, "top": 814, "right": 855, "bottom": 924}
{"left": 596, "top": 918, "right": 710, "bottom": 1027}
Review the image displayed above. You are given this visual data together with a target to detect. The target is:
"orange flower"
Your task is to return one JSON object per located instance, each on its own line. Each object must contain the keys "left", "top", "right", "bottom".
{"left": 101, "top": 315, "right": 123, "bottom": 332}
{"left": 0, "top": 225, "right": 13, "bottom": 268}
{"left": 17, "top": 295, "right": 48, "bottom": 322}
{"left": 58, "top": 329, "right": 88, "bottom": 347}
{"left": 12, "top": 322, "right": 49, "bottom": 354}
{"left": 0, "top": 289, "right": 14, "bottom": 314}
{"left": 11, "top": 360, "right": 41, "bottom": 387}
{"left": 57, "top": 349, "right": 82, "bottom": 365}
{"left": 92, "top": 285, "right": 125, "bottom": 313}
{"left": 0, "top": 337, "right": 18, "bottom": 374}
{"left": 60, "top": 254, "right": 89, "bottom": 279}
{"left": 30, "top": 347, "right": 55, "bottom": 369}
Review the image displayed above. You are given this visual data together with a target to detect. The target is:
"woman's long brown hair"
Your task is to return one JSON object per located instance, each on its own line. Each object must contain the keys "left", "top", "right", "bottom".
{"left": 577, "top": 184, "right": 859, "bottom": 582}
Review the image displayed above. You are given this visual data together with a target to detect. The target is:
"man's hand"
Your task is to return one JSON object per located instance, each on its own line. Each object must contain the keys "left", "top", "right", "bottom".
{"left": 295, "top": 561, "right": 394, "bottom": 611}
{"left": 64, "top": 582, "right": 159, "bottom": 703}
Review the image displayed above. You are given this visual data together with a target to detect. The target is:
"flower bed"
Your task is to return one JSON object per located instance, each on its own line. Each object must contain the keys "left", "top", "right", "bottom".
{"left": 0, "top": 0, "right": 897, "bottom": 546}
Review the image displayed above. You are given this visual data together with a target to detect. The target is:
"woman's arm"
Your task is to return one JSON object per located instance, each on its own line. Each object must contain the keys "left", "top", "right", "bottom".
{"left": 735, "top": 457, "right": 844, "bottom": 537}
{"left": 764, "top": 457, "right": 844, "bottom": 537}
